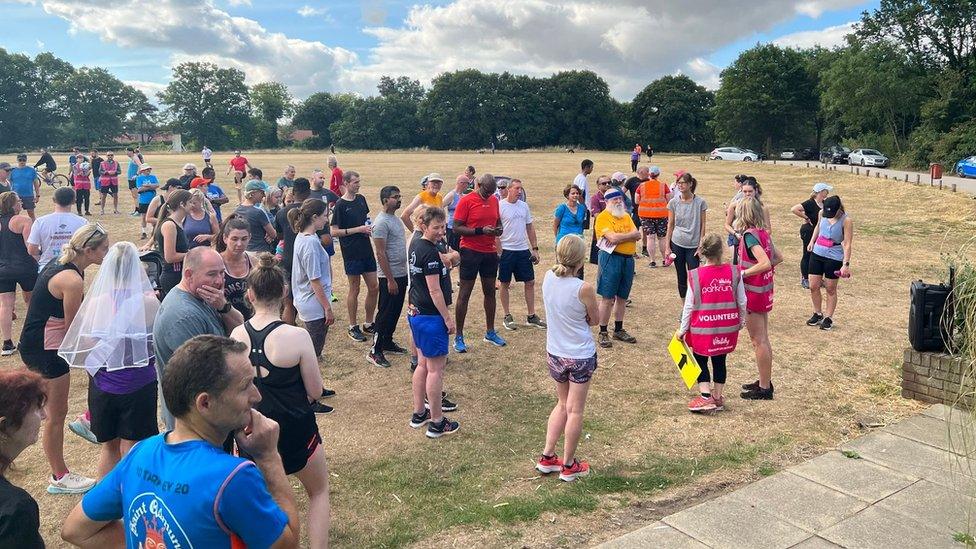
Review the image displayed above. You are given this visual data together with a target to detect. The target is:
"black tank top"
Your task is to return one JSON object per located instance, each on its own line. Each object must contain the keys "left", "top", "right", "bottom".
{"left": 20, "top": 262, "right": 81, "bottom": 353}
{"left": 154, "top": 218, "right": 189, "bottom": 273}
{"left": 0, "top": 215, "right": 38, "bottom": 276}
{"left": 245, "top": 320, "right": 312, "bottom": 422}
{"left": 223, "top": 253, "right": 253, "bottom": 319}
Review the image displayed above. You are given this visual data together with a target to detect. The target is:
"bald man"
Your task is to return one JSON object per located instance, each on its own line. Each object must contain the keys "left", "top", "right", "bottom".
{"left": 153, "top": 247, "right": 245, "bottom": 429}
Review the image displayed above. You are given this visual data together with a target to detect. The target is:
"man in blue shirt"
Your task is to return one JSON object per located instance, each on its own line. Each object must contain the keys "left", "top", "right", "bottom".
{"left": 61, "top": 335, "right": 299, "bottom": 549}
{"left": 135, "top": 165, "right": 159, "bottom": 239}
{"left": 126, "top": 147, "right": 141, "bottom": 216}
{"left": 10, "top": 154, "right": 40, "bottom": 220}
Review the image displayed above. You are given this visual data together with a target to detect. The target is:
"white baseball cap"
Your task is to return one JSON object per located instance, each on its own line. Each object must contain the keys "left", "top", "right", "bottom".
{"left": 812, "top": 182, "right": 833, "bottom": 193}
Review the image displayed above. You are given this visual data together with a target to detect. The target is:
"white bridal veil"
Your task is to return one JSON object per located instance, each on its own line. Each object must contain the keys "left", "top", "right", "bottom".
{"left": 58, "top": 241, "right": 159, "bottom": 372}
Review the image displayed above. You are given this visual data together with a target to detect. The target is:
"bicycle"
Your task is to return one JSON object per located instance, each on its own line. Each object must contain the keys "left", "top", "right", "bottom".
{"left": 36, "top": 168, "right": 70, "bottom": 189}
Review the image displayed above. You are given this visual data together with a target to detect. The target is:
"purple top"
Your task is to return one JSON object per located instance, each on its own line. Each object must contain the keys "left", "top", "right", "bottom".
{"left": 588, "top": 190, "right": 606, "bottom": 216}
{"left": 92, "top": 340, "right": 157, "bottom": 394}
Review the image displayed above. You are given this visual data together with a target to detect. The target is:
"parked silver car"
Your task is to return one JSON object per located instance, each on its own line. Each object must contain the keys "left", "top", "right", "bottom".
{"left": 848, "top": 149, "right": 889, "bottom": 167}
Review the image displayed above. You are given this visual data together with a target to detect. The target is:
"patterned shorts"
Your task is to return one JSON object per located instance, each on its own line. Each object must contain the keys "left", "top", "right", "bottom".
{"left": 547, "top": 353, "right": 598, "bottom": 384}
{"left": 640, "top": 217, "right": 668, "bottom": 238}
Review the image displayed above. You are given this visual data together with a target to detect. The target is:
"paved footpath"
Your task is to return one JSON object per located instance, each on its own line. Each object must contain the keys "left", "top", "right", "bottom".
{"left": 597, "top": 404, "right": 975, "bottom": 549}
{"left": 766, "top": 159, "right": 976, "bottom": 196}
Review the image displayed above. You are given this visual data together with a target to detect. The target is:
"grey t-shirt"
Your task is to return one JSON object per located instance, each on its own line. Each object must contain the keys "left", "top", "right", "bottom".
{"left": 292, "top": 232, "right": 332, "bottom": 322}
{"left": 667, "top": 195, "right": 708, "bottom": 248}
{"left": 153, "top": 286, "right": 226, "bottom": 371}
{"left": 371, "top": 212, "right": 408, "bottom": 279}
{"left": 233, "top": 204, "right": 274, "bottom": 254}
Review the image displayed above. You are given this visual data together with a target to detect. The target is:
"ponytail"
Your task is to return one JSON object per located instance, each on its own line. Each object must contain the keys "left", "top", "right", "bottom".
{"left": 288, "top": 199, "right": 328, "bottom": 233}
{"left": 152, "top": 189, "right": 191, "bottom": 248}
{"left": 59, "top": 223, "right": 108, "bottom": 265}
{"left": 551, "top": 234, "right": 585, "bottom": 277}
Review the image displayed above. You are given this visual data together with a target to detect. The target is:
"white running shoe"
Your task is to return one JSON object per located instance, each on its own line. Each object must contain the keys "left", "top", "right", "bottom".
{"left": 47, "top": 472, "right": 96, "bottom": 494}
{"left": 68, "top": 415, "right": 98, "bottom": 444}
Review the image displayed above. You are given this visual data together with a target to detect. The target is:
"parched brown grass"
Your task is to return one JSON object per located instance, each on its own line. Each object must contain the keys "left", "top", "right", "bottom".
{"left": 3, "top": 151, "right": 973, "bottom": 548}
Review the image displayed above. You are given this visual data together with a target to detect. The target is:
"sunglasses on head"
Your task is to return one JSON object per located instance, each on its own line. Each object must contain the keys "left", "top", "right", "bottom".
{"left": 82, "top": 222, "right": 107, "bottom": 248}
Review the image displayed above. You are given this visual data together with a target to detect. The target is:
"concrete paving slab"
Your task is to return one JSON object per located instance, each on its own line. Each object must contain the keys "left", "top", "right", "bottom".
{"left": 788, "top": 450, "right": 918, "bottom": 503}
{"left": 840, "top": 431, "right": 976, "bottom": 491}
{"left": 885, "top": 413, "right": 976, "bottom": 456}
{"left": 594, "top": 521, "right": 708, "bottom": 549}
{"left": 663, "top": 494, "right": 810, "bottom": 549}
{"left": 788, "top": 536, "right": 843, "bottom": 548}
{"left": 819, "top": 505, "right": 958, "bottom": 549}
{"left": 728, "top": 472, "right": 867, "bottom": 532}
{"left": 876, "top": 479, "right": 976, "bottom": 534}
{"left": 921, "top": 403, "right": 973, "bottom": 427}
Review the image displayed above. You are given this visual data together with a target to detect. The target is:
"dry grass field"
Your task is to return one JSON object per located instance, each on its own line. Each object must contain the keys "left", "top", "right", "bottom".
{"left": 4, "top": 150, "right": 974, "bottom": 548}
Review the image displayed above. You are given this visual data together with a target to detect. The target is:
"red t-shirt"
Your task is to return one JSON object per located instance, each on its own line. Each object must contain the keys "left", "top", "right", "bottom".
{"left": 329, "top": 167, "right": 344, "bottom": 195}
{"left": 230, "top": 156, "right": 249, "bottom": 172}
{"left": 454, "top": 192, "right": 500, "bottom": 253}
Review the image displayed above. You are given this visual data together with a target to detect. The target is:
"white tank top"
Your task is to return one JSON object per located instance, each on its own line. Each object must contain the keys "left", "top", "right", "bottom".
{"left": 542, "top": 270, "right": 596, "bottom": 359}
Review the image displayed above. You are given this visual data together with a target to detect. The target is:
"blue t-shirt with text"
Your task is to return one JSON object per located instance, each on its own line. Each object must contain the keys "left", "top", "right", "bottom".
{"left": 136, "top": 175, "right": 158, "bottom": 205}
{"left": 206, "top": 184, "right": 226, "bottom": 222}
{"left": 81, "top": 433, "right": 288, "bottom": 549}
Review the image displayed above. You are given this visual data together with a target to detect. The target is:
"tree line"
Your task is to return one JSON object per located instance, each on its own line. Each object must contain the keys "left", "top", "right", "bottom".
{"left": 0, "top": 1, "right": 972, "bottom": 168}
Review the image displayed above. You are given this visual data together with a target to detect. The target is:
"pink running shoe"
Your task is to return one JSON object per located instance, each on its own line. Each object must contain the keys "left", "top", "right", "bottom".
{"left": 688, "top": 395, "right": 717, "bottom": 413}
{"left": 536, "top": 454, "right": 563, "bottom": 474}
{"left": 559, "top": 459, "right": 590, "bottom": 482}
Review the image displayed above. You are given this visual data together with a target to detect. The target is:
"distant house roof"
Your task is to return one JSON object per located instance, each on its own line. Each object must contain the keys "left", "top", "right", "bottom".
{"left": 288, "top": 129, "right": 315, "bottom": 141}
{"left": 114, "top": 132, "right": 174, "bottom": 143}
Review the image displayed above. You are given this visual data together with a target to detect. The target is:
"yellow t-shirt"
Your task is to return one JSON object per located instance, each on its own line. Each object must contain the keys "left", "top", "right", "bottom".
{"left": 595, "top": 210, "right": 638, "bottom": 256}
{"left": 417, "top": 191, "right": 443, "bottom": 207}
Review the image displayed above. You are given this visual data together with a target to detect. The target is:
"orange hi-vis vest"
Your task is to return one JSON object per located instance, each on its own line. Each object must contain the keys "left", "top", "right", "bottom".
{"left": 638, "top": 179, "right": 668, "bottom": 218}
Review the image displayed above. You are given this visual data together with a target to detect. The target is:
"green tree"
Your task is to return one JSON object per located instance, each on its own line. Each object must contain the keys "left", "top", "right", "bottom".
{"left": 330, "top": 95, "right": 421, "bottom": 149}
{"left": 631, "top": 75, "right": 714, "bottom": 152}
{"left": 0, "top": 49, "right": 61, "bottom": 149}
{"left": 250, "top": 81, "right": 293, "bottom": 148}
{"left": 159, "top": 62, "right": 251, "bottom": 149}
{"left": 712, "top": 44, "right": 819, "bottom": 154}
{"left": 419, "top": 69, "right": 496, "bottom": 149}
{"left": 61, "top": 68, "right": 145, "bottom": 145}
{"left": 378, "top": 76, "right": 425, "bottom": 103}
{"left": 292, "top": 92, "right": 355, "bottom": 148}
{"left": 857, "top": 0, "right": 976, "bottom": 74}
{"left": 821, "top": 41, "right": 929, "bottom": 154}
{"left": 544, "top": 70, "right": 618, "bottom": 148}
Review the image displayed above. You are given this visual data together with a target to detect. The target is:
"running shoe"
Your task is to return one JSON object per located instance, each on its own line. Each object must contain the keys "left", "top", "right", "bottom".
{"left": 130, "top": 211, "right": 140, "bottom": 217}
{"left": 801, "top": 278, "right": 810, "bottom": 289}
{"left": 503, "top": 314, "right": 518, "bottom": 331}
{"left": 740, "top": 385, "right": 774, "bottom": 400}
{"left": 383, "top": 341, "right": 408, "bottom": 354}
{"left": 613, "top": 329, "right": 637, "bottom": 344}
{"left": 425, "top": 393, "right": 458, "bottom": 412}
{"left": 453, "top": 335, "right": 468, "bottom": 353}
{"left": 536, "top": 454, "right": 564, "bottom": 474}
{"left": 806, "top": 313, "right": 824, "bottom": 326}
{"left": 426, "top": 417, "right": 460, "bottom": 439}
{"left": 68, "top": 414, "right": 98, "bottom": 444}
{"left": 311, "top": 402, "right": 335, "bottom": 414}
{"left": 321, "top": 388, "right": 336, "bottom": 398}
{"left": 1, "top": 340, "right": 17, "bottom": 356}
{"left": 409, "top": 409, "right": 431, "bottom": 428}
{"left": 741, "top": 380, "right": 773, "bottom": 393}
{"left": 331, "top": 293, "right": 339, "bottom": 303}
{"left": 598, "top": 332, "right": 613, "bottom": 348}
{"left": 641, "top": 249, "right": 649, "bottom": 257}
{"left": 559, "top": 459, "right": 590, "bottom": 482}
{"left": 713, "top": 395, "right": 726, "bottom": 411}
{"left": 688, "top": 395, "right": 717, "bottom": 413}
{"left": 367, "top": 351, "right": 391, "bottom": 368}
{"left": 484, "top": 330, "right": 507, "bottom": 347}
{"left": 648, "top": 261, "right": 657, "bottom": 268}
{"left": 348, "top": 325, "right": 367, "bottom": 342}
{"left": 526, "top": 314, "right": 547, "bottom": 328}
{"left": 362, "top": 323, "right": 377, "bottom": 335}
{"left": 47, "top": 472, "right": 96, "bottom": 495}
{"left": 140, "top": 232, "right": 147, "bottom": 240}
{"left": 410, "top": 355, "right": 419, "bottom": 371}
{"left": 820, "top": 317, "right": 834, "bottom": 331}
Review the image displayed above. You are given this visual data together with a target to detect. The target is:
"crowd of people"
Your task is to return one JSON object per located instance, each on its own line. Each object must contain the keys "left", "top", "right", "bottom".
{"left": 0, "top": 149, "right": 856, "bottom": 547}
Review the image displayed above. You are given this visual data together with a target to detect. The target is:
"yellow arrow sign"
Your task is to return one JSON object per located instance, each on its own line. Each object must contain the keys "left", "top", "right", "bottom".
{"left": 668, "top": 334, "right": 702, "bottom": 389}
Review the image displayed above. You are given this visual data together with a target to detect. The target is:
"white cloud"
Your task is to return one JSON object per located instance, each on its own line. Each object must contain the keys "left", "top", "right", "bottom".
{"left": 226, "top": 0, "right": 250, "bottom": 6}
{"left": 794, "top": 0, "right": 863, "bottom": 18}
{"left": 681, "top": 58, "right": 723, "bottom": 91}
{"left": 773, "top": 22, "right": 855, "bottom": 49}
{"left": 297, "top": 4, "right": 334, "bottom": 23}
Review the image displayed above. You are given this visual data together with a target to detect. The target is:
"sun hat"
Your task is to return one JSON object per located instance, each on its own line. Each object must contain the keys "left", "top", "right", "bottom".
{"left": 426, "top": 172, "right": 444, "bottom": 183}
{"left": 138, "top": 164, "right": 152, "bottom": 172}
{"left": 245, "top": 180, "right": 267, "bottom": 193}
{"left": 604, "top": 188, "right": 624, "bottom": 201}
{"left": 611, "top": 171, "right": 626, "bottom": 183}
{"left": 0, "top": 162, "right": 11, "bottom": 171}
{"left": 812, "top": 182, "right": 833, "bottom": 193}
{"left": 182, "top": 163, "right": 197, "bottom": 171}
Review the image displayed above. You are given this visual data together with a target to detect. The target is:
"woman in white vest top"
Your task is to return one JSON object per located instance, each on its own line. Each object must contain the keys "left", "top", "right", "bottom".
{"left": 537, "top": 234, "right": 599, "bottom": 482}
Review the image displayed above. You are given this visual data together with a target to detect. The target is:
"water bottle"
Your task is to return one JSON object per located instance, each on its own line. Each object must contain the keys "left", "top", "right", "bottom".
{"left": 365, "top": 216, "right": 372, "bottom": 226}
{"left": 663, "top": 253, "right": 676, "bottom": 267}
{"left": 834, "top": 270, "right": 851, "bottom": 279}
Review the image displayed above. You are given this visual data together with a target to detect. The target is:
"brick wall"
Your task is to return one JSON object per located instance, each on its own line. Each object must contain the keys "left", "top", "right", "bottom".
{"left": 902, "top": 349, "right": 975, "bottom": 409}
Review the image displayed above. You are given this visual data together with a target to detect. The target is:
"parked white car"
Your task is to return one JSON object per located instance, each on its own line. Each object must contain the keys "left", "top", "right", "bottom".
{"left": 709, "top": 147, "right": 758, "bottom": 162}
{"left": 848, "top": 149, "right": 890, "bottom": 167}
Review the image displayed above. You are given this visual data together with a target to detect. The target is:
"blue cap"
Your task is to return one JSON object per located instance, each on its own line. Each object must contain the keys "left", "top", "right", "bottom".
{"left": 649, "top": 165, "right": 661, "bottom": 175}
{"left": 604, "top": 188, "right": 624, "bottom": 201}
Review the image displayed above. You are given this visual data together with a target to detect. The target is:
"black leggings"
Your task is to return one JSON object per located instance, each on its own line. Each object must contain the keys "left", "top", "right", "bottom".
{"left": 631, "top": 159, "right": 638, "bottom": 172}
{"left": 694, "top": 353, "right": 727, "bottom": 384}
{"left": 672, "top": 241, "right": 701, "bottom": 299}
{"left": 800, "top": 227, "right": 814, "bottom": 279}
{"left": 75, "top": 189, "right": 90, "bottom": 214}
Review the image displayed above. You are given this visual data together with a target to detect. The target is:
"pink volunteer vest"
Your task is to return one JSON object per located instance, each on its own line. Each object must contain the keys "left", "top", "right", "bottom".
{"left": 738, "top": 228, "right": 774, "bottom": 313}
{"left": 688, "top": 264, "right": 740, "bottom": 356}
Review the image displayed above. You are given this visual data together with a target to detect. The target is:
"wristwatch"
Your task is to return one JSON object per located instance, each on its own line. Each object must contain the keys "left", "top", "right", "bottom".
{"left": 843, "top": 262, "right": 850, "bottom": 267}
{"left": 218, "top": 302, "right": 233, "bottom": 314}
{"left": 532, "top": 246, "right": 539, "bottom": 251}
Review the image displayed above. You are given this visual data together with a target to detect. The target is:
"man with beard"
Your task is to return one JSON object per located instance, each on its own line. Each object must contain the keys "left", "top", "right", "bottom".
{"left": 369, "top": 186, "right": 410, "bottom": 368}
{"left": 452, "top": 173, "right": 506, "bottom": 352}
{"left": 594, "top": 189, "right": 640, "bottom": 348}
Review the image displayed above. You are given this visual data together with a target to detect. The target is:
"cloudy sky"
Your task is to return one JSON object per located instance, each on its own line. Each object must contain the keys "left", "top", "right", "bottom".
{"left": 3, "top": 0, "right": 876, "bottom": 101}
